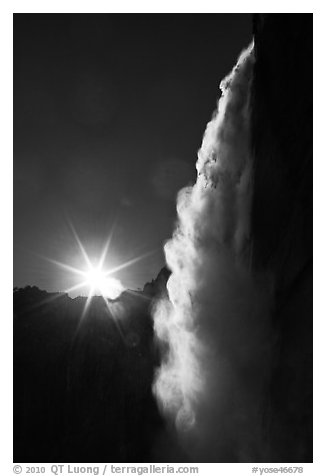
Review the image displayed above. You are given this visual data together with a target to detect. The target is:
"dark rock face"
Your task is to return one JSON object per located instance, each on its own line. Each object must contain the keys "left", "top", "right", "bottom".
{"left": 143, "top": 267, "right": 171, "bottom": 297}
{"left": 13, "top": 287, "right": 165, "bottom": 462}
{"left": 251, "top": 14, "right": 312, "bottom": 462}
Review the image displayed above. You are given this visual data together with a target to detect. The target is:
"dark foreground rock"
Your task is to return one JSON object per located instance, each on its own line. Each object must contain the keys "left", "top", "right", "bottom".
{"left": 251, "top": 13, "right": 312, "bottom": 462}
{"left": 13, "top": 281, "right": 177, "bottom": 462}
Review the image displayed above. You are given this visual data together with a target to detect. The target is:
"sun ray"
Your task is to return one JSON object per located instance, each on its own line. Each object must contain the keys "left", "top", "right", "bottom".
{"left": 28, "top": 291, "right": 67, "bottom": 312}
{"left": 124, "top": 288, "right": 151, "bottom": 301}
{"left": 71, "top": 288, "right": 94, "bottom": 341}
{"left": 105, "top": 250, "right": 156, "bottom": 276}
{"left": 68, "top": 220, "right": 93, "bottom": 269}
{"left": 98, "top": 222, "right": 116, "bottom": 269}
{"left": 64, "top": 280, "right": 88, "bottom": 295}
{"left": 42, "top": 256, "right": 86, "bottom": 276}
{"left": 82, "top": 289, "right": 94, "bottom": 319}
{"left": 39, "top": 223, "right": 154, "bottom": 303}
{"left": 102, "top": 296, "right": 126, "bottom": 343}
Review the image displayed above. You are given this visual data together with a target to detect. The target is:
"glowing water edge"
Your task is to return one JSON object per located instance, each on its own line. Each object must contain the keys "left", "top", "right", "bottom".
{"left": 153, "top": 42, "right": 271, "bottom": 460}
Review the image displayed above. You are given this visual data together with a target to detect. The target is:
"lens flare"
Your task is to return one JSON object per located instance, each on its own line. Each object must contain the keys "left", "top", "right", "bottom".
{"left": 84, "top": 266, "right": 124, "bottom": 299}
{"left": 39, "top": 220, "right": 156, "bottom": 324}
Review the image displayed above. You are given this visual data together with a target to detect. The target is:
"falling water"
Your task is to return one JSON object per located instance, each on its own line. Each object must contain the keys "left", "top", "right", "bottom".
{"left": 153, "top": 42, "right": 272, "bottom": 461}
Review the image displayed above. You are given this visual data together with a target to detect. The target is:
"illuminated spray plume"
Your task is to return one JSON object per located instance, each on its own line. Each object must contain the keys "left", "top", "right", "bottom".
{"left": 153, "top": 42, "right": 272, "bottom": 459}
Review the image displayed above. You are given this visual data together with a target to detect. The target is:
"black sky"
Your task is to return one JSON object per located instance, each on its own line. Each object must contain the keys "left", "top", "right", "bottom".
{"left": 14, "top": 13, "right": 252, "bottom": 294}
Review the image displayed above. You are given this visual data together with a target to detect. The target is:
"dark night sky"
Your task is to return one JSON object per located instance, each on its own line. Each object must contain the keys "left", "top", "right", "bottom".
{"left": 14, "top": 14, "right": 252, "bottom": 294}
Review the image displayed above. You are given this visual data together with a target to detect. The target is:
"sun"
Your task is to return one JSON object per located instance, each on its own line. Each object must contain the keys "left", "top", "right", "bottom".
{"left": 84, "top": 266, "right": 123, "bottom": 300}
{"left": 42, "top": 220, "right": 155, "bottom": 320}
{"left": 37, "top": 220, "right": 157, "bottom": 334}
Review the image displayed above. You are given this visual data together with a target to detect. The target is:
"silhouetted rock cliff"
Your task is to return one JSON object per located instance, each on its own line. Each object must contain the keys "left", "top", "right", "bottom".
{"left": 251, "top": 13, "right": 312, "bottom": 462}
{"left": 13, "top": 287, "right": 165, "bottom": 462}
{"left": 143, "top": 267, "right": 170, "bottom": 297}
